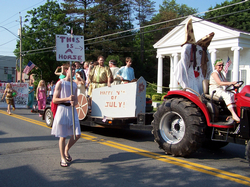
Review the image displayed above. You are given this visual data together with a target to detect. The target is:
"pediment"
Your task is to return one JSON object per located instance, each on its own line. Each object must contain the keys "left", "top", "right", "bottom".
{"left": 153, "top": 16, "right": 250, "bottom": 49}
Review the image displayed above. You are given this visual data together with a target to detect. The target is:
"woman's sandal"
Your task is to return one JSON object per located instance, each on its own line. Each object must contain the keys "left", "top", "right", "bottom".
{"left": 65, "top": 155, "right": 72, "bottom": 162}
{"left": 60, "top": 160, "right": 68, "bottom": 167}
{"left": 226, "top": 116, "right": 240, "bottom": 123}
{"left": 232, "top": 117, "right": 240, "bottom": 123}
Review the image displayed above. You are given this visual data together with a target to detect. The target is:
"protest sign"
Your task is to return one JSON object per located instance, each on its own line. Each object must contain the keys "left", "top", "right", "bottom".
{"left": 56, "top": 34, "right": 85, "bottom": 62}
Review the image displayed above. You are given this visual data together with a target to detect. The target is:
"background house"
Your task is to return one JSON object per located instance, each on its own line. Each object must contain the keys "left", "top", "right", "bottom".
{"left": 0, "top": 55, "right": 17, "bottom": 82}
{"left": 0, "top": 55, "right": 34, "bottom": 83}
{"left": 153, "top": 16, "right": 250, "bottom": 93}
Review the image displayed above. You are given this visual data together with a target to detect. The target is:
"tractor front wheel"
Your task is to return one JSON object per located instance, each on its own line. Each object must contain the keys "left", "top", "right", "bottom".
{"left": 152, "top": 98, "right": 206, "bottom": 156}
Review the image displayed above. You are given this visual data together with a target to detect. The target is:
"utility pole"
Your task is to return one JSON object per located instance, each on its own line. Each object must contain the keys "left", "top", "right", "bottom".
{"left": 19, "top": 15, "right": 22, "bottom": 82}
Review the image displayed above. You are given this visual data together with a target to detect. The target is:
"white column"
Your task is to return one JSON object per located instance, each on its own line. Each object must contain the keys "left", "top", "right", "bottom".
{"left": 169, "top": 55, "right": 174, "bottom": 90}
{"left": 171, "top": 53, "right": 179, "bottom": 90}
{"left": 231, "top": 47, "right": 243, "bottom": 81}
{"left": 157, "top": 54, "right": 163, "bottom": 93}
{"left": 209, "top": 48, "right": 218, "bottom": 69}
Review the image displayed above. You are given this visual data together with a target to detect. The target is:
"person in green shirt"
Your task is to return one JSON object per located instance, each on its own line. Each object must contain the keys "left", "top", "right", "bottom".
{"left": 54, "top": 65, "right": 66, "bottom": 79}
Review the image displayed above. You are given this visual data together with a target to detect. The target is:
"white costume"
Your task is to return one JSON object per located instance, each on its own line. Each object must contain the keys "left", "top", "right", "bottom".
{"left": 175, "top": 44, "right": 213, "bottom": 95}
{"left": 209, "top": 70, "right": 234, "bottom": 105}
{"left": 51, "top": 80, "right": 81, "bottom": 137}
{"left": 77, "top": 83, "right": 86, "bottom": 96}
{"left": 110, "top": 67, "right": 120, "bottom": 85}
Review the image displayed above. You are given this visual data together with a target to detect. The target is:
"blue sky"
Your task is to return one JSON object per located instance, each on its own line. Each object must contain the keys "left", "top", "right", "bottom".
{"left": 0, "top": 0, "right": 226, "bottom": 57}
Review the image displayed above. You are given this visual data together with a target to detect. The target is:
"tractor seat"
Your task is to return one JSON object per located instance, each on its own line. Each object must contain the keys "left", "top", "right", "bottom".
{"left": 202, "top": 79, "right": 223, "bottom": 102}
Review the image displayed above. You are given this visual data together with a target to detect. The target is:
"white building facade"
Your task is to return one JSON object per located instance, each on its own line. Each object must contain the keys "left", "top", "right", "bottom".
{"left": 153, "top": 16, "right": 250, "bottom": 93}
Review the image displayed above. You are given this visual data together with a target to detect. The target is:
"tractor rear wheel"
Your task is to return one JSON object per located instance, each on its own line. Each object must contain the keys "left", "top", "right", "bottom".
{"left": 152, "top": 98, "right": 206, "bottom": 156}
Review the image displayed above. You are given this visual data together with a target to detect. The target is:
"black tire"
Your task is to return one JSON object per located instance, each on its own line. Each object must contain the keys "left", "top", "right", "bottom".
{"left": 45, "top": 108, "right": 53, "bottom": 127}
{"left": 245, "top": 140, "right": 250, "bottom": 163}
{"left": 152, "top": 98, "right": 206, "bottom": 156}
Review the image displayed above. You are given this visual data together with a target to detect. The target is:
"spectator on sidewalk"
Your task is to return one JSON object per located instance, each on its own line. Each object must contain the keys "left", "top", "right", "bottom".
{"left": 28, "top": 79, "right": 35, "bottom": 109}
{"left": 36, "top": 80, "right": 47, "bottom": 117}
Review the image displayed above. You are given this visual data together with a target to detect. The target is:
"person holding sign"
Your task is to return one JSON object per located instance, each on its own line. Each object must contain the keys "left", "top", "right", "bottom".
{"left": 1, "top": 83, "right": 17, "bottom": 115}
{"left": 51, "top": 63, "right": 81, "bottom": 167}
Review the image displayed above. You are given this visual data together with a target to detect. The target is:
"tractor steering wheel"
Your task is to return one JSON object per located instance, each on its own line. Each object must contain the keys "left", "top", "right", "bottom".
{"left": 225, "top": 81, "right": 244, "bottom": 91}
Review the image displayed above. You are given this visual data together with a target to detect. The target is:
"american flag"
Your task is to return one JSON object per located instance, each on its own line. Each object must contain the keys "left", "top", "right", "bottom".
{"left": 224, "top": 57, "right": 232, "bottom": 74}
{"left": 23, "top": 61, "right": 36, "bottom": 74}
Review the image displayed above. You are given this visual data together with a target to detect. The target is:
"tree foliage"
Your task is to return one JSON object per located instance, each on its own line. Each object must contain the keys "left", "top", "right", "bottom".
{"left": 14, "top": 0, "right": 199, "bottom": 85}
{"left": 62, "top": 0, "right": 134, "bottom": 61}
{"left": 14, "top": 0, "right": 69, "bottom": 83}
{"left": 203, "top": 0, "right": 250, "bottom": 32}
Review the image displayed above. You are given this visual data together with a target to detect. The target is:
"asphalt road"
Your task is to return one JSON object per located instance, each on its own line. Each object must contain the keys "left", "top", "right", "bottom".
{"left": 1, "top": 108, "right": 250, "bottom": 187}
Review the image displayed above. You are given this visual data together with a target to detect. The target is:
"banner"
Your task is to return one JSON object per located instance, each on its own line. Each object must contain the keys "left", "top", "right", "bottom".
{"left": 91, "top": 77, "right": 146, "bottom": 118}
{"left": 0, "top": 83, "right": 29, "bottom": 108}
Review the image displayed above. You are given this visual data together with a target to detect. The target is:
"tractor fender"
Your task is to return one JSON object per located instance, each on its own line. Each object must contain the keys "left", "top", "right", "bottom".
{"left": 164, "top": 90, "right": 212, "bottom": 126}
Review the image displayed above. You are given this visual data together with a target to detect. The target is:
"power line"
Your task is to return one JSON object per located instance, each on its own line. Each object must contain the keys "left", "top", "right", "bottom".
{"left": 0, "top": 26, "right": 18, "bottom": 38}
{"left": 0, "top": 0, "right": 45, "bottom": 25}
{"left": 24, "top": 0, "right": 129, "bottom": 37}
{"left": 85, "top": 0, "right": 249, "bottom": 42}
{"left": 0, "top": 38, "right": 17, "bottom": 47}
{"left": 2, "top": 0, "right": 249, "bottom": 55}
{"left": 20, "top": 4, "right": 250, "bottom": 55}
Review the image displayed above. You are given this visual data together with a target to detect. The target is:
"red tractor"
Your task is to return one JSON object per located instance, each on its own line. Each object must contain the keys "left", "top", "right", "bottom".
{"left": 152, "top": 80, "right": 250, "bottom": 161}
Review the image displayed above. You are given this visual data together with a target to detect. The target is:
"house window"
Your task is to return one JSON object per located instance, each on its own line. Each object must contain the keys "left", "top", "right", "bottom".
{"left": 240, "top": 69, "right": 246, "bottom": 88}
{"left": 12, "top": 67, "right": 15, "bottom": 75}
{"left": 4, "top": 67, "right": 8, "bottom": 74}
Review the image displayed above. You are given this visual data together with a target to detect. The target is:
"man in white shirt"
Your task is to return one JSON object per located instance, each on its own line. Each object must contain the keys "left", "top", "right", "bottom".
{"left": 109, "top": 59, "right": 120, "bottom": 85}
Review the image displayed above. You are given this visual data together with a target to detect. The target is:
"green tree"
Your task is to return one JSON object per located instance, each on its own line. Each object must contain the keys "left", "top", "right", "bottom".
{"left": 14, "top": 0, "right": 70, "bottom": 83}
{"left": 132, "top": 0, "right": 156, "bottom": 64}
{"left": 61, "top": 0, "right": 95, "bottom": 41}
{"left": 150, "top": 0, "right": 197, "bottom": 41}
{"left": 62, "top": 0, "right": 134, "bottom": 61}
{"left": 143, "top": 0, "right": 198, "bottom": 85}
{"left": 160, "top": 0, "right": 197, "bottom": 17}
{"left": 105, "top": 55, "right": 123, "bottom": 67}
{"left": 203, "top": 0, "right": 250, "bottom": 32}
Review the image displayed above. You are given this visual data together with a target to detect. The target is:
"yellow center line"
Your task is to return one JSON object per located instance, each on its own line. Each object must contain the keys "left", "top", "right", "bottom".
{"left": 1, "top": 110, "right": 250, "bottom": 186}
{"left": 0, "top": 110, "right": 49, "bottom": 128}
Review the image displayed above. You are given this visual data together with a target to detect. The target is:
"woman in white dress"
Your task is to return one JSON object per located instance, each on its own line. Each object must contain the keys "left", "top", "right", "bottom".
{"left": 74, "top": 71, "right": 86, "bottom": 96}
{"left": 51, "top": 63, "right": 81, "bottom": 167}
{"left": 209, "top": 59, "right": 240, "bottom": 122}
